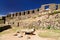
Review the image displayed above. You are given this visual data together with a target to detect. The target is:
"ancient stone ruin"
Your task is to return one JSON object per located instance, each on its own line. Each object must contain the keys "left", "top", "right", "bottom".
{"left": 1, "top": 3, "right": 60, "bottom": 28}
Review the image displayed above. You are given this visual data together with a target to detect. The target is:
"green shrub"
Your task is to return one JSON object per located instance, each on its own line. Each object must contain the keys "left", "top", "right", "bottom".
{"left": 49, "top": 10, "right": 60, "bottom": 15}
{"left": 47, "top": 25, "right": 51, "bottom": 29}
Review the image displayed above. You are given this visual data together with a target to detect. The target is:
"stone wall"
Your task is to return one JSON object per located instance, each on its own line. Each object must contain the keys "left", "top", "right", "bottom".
{"left": 0, "top": 25, "right": 11, "bottom": 32}
{"left": 4, "top": 3, "right": 60, "bottom": 28}
{"left": 41, "top": 3, "right": 60, "bottom": 10}
{"left": 6, "top": 3, "right": 60, "bottom": 18}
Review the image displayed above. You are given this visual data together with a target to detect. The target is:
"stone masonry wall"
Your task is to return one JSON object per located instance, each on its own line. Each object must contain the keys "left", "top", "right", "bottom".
{"left": 4, "top": 3, "right": 60, "bottom": 28}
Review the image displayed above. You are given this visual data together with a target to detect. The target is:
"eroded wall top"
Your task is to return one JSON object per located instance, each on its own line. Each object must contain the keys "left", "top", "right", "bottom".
{"left": 6, "top": 3, "right": 60, "bottom": 18}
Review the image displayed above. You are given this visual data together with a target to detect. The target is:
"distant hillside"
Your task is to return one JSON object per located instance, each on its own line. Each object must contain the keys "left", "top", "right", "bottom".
{"left": 0, "top": 16, "right": 4, "bottom": 24}
{"left": 0, "top": 17, "right": 2, "bottom": 19}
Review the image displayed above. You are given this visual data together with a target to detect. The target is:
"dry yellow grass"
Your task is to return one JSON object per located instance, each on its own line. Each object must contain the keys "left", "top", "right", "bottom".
{"left": 38, "top": 29, "right": 60, "bottom": 40}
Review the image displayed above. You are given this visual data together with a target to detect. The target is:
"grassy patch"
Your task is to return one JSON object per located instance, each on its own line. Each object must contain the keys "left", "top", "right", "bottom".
{"left": 38, "top": 29, "right": 60, "bottom": 38}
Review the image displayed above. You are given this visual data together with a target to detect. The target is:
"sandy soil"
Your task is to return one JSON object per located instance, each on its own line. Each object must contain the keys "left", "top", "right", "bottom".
{"left": 0, "top": 31, "right": 55, "bottom": 40}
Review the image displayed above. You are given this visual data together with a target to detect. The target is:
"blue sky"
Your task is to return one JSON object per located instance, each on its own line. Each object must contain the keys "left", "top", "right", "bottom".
{"left": 0, "top": 0, "right": 60, "bottom": 15}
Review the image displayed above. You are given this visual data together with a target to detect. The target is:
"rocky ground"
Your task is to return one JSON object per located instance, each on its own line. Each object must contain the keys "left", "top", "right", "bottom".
{"left": 0, "top": 30, "right": 56, "bottom": 40}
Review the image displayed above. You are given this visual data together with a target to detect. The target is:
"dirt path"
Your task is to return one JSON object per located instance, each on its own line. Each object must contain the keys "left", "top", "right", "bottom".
{"left": 0, "top": 31, "right": 55, "bottom": 40}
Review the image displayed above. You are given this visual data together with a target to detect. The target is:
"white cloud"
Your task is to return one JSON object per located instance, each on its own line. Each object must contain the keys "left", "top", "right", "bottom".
{"left": 45, "top": 8, "right": 50, "bottom": 10}
{"left": 0, "top": 15, "right": 6, "bottom": 17}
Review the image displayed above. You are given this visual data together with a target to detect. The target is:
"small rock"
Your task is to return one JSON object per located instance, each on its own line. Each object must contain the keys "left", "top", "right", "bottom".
{"left": 27, "top": 36, "right": 31, "bottom": 39}
{"left": 18, "top": 34, "right": 23, "bottom": 38}
{"left": 14, "top": 33, "right": 18, "bottom": 36}
{"left": 17, "top": 31, "right": 20, "bottom": 33}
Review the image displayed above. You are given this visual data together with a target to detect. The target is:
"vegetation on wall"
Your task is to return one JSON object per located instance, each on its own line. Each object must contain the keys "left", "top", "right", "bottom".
{"left": 53, "top": 10, "right": 60, "bottom": 14}
{"left": 49, "top": 10, "right": 60, "bottom": 15}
